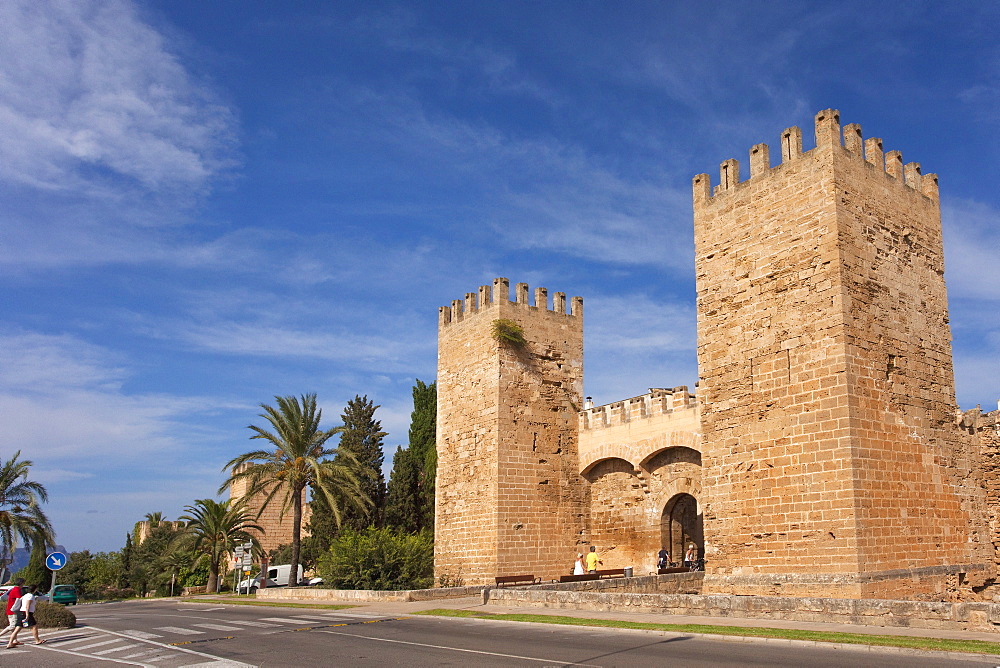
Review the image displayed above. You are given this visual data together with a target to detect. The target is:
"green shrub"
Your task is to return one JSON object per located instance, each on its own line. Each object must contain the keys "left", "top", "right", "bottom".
{"left": 317, "top": 527, "right": 433, "bottom": 591}
{"left": 34, "top": 601, "right": 76, "bottom": 628}
{"left": 491, "top": 319, "right": 526, "bottom": 347}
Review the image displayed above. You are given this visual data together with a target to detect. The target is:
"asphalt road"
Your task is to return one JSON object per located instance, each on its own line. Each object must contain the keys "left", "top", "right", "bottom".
{"left": 1, "top": 600, "right": 996, "bottom": 667}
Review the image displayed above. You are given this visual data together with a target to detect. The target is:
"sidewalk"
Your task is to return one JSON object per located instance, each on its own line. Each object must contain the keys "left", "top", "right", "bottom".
{"left": 194, "top": 593, "right": 1000, "bottom": 645}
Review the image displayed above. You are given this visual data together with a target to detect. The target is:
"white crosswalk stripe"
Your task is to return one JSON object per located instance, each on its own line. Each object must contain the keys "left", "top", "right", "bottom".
{"left": 94, "top": 642, "right": 143, "bottom": 654}
{"left": 74, "top": 638, "right": 125, "bottom": 650}
{"left": 258, "top": 616, "right": 317, "bottom": 623}
{"left": 155, "top": 626, "right": 205, "bottom": 635}
{"left": 123, "top": 629, "right": 164, "bottom": 639}
{"left": 223, "top": 619, "right": 278, "bottom": 627}
{"left": 193, "top": 623, "right": 244, "bottom": 631}
{"left": 40, "top": 625, "right": 257, "bottom": 667}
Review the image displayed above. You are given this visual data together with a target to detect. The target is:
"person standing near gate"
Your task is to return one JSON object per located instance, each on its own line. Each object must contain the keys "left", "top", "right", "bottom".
{"left": 585, "top": 546, "right": 602, "bottom": 574}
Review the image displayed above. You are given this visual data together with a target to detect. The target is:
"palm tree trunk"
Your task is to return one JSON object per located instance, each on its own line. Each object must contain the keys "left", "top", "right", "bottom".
{"left": 289, "top": 484, "right": 303, "bottom": 586}
{"left": 207, "top": 562, "right": 219, "bottom": 594}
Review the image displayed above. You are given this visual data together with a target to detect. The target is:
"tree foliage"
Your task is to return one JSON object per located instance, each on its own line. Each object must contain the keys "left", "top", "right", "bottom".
{"left": 180, "top": 497, "right": 263, "bottom": 593}
{"left": 60, "top": 550, "right": 93, "bottom": 596}
{"left": 126, "top": 522, "right": 185, "bottom": 596}
{"left": 333, "top": 395, "right": 387, "bottom": 530}
{"left": 15, "top": 539, "right": 52, "bottom": 591}
{"left": 0, "top": 451, "right": 54, "bottom": 572}
{"left": 316, "top": 527, "right": 433, "bottom": 591}
{"left": 385, "top": 380, "right": 437, "bottom": 533}
{"left": 220, "top": 394, "right": 368, "bottom": 586}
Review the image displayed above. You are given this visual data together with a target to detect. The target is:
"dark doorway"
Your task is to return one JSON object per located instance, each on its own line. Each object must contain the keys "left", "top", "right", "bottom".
{"left": 660, "top": 493, "right": 703, "bottom": 565}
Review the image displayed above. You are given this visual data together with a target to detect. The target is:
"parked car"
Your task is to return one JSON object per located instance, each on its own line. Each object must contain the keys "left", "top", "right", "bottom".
{"left": 48, "top": 584, "right": 78, "bottom": 605}
{"left": 237, "top": 565, "right": 320, "bottom": 593}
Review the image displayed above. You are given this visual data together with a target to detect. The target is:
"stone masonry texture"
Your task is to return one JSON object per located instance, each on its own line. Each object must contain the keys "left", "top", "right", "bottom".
{"left": 692, "top": 110, "right": 993, "bottom": 598}
{"left": 435, "top": 278, "right": 586, "bottom": 584}
{"left": 434, "top": 109, "right": 998, "bottom": 601}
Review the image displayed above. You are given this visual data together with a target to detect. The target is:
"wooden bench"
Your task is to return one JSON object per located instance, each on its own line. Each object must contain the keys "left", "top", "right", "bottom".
{"left": 596, "top": 568, "right": 627, "bottom": 579}
{"left": 495, "top": 574, "right": 541, "bottom": 588}
{"left": 558, "top": 573, "right": 600, "bottom": 583}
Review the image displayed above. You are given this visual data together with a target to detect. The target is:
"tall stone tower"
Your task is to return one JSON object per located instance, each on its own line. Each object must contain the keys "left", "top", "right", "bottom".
{"left": 435, "top": 278, "right": 586, "bottom": 584}
{"left": 693, "top": 109, "right": 993, "bottom": 599}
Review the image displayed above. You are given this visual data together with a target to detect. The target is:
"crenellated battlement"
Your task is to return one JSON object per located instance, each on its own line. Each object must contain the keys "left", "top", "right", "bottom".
{"left": 692, "top": 109, "right": 939, "bottom": 207}
{"left": 579, "top": 386, "right": 699, "bottom": 431}
{"left": 438, "top": 277, "right": 583, "bottom": 328}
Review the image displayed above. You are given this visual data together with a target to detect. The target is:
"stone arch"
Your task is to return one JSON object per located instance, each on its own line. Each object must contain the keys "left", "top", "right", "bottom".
{"left": 639, "top": 444, "right": 701, "bottom": 474}
{"left": 579, "top": 446, "right": 641, "bottom": 476}
{"left": 579, "top": 430, "right": 701, "bottom": 476}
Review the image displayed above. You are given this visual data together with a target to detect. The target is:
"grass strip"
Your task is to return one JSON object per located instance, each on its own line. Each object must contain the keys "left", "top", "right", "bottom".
{"left": 415, "top": 609, "right": 1000, "bottom": 656}
{"left": 183, "top": 598, "right": 354, "bottom": 610}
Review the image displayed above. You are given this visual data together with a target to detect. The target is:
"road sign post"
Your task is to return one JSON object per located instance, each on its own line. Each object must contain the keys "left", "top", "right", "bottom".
{"left": 46, "top": 551, "right": 67, "bottom": 591}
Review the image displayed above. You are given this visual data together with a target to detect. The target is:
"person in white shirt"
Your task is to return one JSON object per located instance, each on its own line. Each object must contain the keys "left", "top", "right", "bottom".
{"left": 5, "top": 584, "right": 43, "bottom": 648}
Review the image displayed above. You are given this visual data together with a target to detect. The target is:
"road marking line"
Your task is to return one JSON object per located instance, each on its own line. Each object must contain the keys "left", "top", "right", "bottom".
{"left": 119, "top": 650, "right": 166, "bottom": 659}
{"left": 31, "top": 643, "right": 157, "bottom": 666}
{"left": 192, "top": 623, "right": 243, "bottom": 631}
{"left": 94, "top": 644, "right": 142, "bottom": 655}
{"left": 83, "top": 626, "right": 256, "bottom": 667}
{"left": 222, "top": 620, "right": 277, "bottom": 627}
{"left": 258, "top": 617, "right": 316, "bottom": 623}
{"left": 122, "top": 630, "right": 163, "bottom": 639}
{"left": 180, "top": 606, "right": 225, "bottom": 611}
{"left": 50, "top": 634, "right": 103, "bottom": 645}
{"left": 154, "top": 626, "right": 204, "bottom": 635}
{"left": 321, "top": 612, "right": 382, "bottom": 618}
{"left": 74, "top": 638, "right": 127, "bottom": 650}
{"left": 317, "top": 629, "right": 601, "bottom": 666}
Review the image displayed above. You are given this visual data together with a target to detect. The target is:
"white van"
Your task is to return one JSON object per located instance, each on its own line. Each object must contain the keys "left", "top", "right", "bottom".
{"left": 238, "top": 564, "right": 317, "bottom": 593}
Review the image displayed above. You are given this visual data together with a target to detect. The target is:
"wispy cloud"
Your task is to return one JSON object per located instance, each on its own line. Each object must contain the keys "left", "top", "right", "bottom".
{"left": 0, "top": 0, "right": 236, "bottom": 195}
{"left": 0, "top": 0, "right": 238, "bottom": 274}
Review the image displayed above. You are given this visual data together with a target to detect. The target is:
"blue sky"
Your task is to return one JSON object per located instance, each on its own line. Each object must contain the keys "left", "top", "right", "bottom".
{"left": 2, "top": 1, "right": 998, "bottom": 553}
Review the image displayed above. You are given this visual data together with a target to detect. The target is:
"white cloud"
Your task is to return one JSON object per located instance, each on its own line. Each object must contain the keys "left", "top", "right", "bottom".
{"left": 0, "top": 0, "right": 238, "bottom": 275}
{"left": 0, "top": 330, "right": 238, "bottom": 463}
{"left": 0, "top": 0, "right": 236, "bottom": 195}
{"left": 942, "top": 199, "right": 1000, "bottom": 301}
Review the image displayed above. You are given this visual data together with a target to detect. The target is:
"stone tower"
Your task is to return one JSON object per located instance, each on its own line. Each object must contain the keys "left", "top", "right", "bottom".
{"left": 435, "top": 278, "right": 586, "bottom": 584}
{"left": 692, "top": 109, "right": 993, "bottom": 599}
{"left": 228, "top": 465, "right": 310, "bottom": 556}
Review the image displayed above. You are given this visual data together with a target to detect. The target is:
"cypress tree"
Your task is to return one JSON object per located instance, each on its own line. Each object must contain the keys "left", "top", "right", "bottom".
{"left": 332, "top": 395, "right": 387, "bottom": 531}
{"left": 386, "top": 380, "right": 437, "bottom": 533}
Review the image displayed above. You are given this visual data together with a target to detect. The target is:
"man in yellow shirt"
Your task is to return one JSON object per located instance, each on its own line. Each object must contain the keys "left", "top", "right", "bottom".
{"left": 585, "top": 546, "right": 601, "bottom": 573}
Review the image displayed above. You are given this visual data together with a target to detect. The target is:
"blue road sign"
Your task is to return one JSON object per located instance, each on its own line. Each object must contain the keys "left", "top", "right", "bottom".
{"left": 45, "top": 551, "right": 67, "bottom": 571}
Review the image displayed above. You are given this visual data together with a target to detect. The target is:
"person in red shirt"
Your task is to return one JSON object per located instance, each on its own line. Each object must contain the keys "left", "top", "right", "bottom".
{"left": 0, "top": 578, "right": 24, "bottom": 643}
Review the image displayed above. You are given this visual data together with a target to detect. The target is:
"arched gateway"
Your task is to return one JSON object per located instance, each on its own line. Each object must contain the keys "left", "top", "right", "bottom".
{"left": 661, "top": 493, "right": 702, "bottom": 565}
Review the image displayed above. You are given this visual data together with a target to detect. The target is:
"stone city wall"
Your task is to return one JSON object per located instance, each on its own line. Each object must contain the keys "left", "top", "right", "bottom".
{"left": 486, "top": 586, "right": 1000, "bottom": 633}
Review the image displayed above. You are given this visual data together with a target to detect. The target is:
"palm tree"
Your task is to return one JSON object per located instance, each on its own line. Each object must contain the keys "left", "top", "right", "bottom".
{"left": 145, "top": 511, "right": 164, "bottom": 527}
{"left": 179, "top": 498, "right": 263, "bottom": 593}
{"left": 0, "top": 451, "right": 54, "bottom": 573}
{"left": 219, "top": 394, "right": 368, "bottom": 586}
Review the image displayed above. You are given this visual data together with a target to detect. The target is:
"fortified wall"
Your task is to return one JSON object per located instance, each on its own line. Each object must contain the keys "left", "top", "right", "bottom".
{"left": 434, "top": 109, "right": 999, "bottom": 600}
{"left": 578, "top": 388, "right": 701, "bottom": 571}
